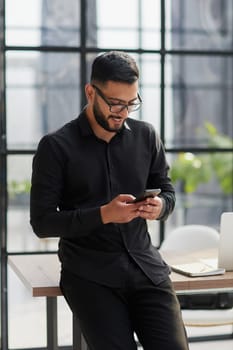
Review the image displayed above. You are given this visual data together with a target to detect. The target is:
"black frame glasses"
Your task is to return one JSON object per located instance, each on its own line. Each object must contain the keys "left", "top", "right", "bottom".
{"left": 92, "top": 84, "right": 142, "bottom": 113}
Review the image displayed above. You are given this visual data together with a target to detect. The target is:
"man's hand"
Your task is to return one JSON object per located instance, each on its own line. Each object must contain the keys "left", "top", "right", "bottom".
{"left": 100, "top": 194, "right": 141, "bottom": 224}
{"left": 100, "top": 194, "right": 163, "bottom": 224}
{"left": 137, "top": 196, "right": 163, "bottom": 220}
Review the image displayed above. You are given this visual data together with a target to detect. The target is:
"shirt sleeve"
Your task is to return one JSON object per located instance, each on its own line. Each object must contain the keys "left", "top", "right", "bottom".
{"left": 146, "top": 126, "right": 176, "bottom": 221}
{"left": 30, "top": 135, "right": 103, "bottom": 238}
{"left": 157, "top": 192, "right": 176, "bottom": 221}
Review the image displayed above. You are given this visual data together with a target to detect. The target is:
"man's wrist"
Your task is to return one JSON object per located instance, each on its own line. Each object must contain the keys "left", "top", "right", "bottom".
{"left": 100, "top": 204, "right": 110, "bottom": 224}
{"left": 157, "top": 196, "right": 166, "bottom": 220}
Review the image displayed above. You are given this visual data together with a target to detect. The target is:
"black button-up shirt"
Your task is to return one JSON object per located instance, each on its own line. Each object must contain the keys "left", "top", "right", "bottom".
{"left": 30, "top": 110, "right": 175, "bottom": 287}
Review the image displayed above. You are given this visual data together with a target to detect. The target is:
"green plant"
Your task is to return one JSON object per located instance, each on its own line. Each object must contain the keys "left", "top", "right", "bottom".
{"left": 170, "top": 152, "right": 212, "bottom": 193}
{"left": 170, "top": 123, "right": 233, "bottom": 194}
{"left": 205, "top": 122, "right": 233, "bottom": 194}
{"left": 8, "top": 179, "right": 31, "bottom": 198}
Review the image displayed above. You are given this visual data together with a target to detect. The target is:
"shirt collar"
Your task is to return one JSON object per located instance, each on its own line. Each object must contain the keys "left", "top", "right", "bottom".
{"left": 124, "top": 121, "right": 131, "bottom": 131}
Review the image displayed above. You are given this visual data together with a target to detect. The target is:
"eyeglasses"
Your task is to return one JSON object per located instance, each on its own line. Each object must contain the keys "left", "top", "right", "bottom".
{"left": 92, "top": 84, "right": 142, "bottom": 114}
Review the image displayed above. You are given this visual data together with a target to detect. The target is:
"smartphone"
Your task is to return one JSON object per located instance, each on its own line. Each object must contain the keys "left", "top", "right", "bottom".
{"left": 132, "top": 188, "right": 161, "bottom": 203}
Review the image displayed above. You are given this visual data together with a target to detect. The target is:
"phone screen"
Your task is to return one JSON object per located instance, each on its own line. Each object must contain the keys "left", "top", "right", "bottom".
{"left": 132, "top": 188, "right": 161, "bottom": 203}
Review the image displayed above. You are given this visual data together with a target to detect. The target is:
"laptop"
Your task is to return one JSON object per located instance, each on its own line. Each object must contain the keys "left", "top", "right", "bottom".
{"left": 218, "top": 212, "right": 233, "bottom": 271}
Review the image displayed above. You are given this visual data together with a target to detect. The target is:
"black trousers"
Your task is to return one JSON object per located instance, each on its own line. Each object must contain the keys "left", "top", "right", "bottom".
{"left": 60, "top": 260, "right": 189, "bottom": 350}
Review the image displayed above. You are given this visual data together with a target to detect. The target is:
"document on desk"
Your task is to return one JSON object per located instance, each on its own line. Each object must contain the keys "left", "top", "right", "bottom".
{"left": 171, "top": 259, "right": 225, "bottom": 277}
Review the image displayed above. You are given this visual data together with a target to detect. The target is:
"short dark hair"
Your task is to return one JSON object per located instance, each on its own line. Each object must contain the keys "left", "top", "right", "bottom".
{"left": 90, "top": 51, "right": 139, "bottom": 85}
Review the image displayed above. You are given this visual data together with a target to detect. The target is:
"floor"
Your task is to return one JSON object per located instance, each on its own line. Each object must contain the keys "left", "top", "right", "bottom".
{"left": 138, "top": 340, "right": 233, "bottom": 350}
{"left": 136, "top": 338, "right": 233, "bottom": 349}
{"left": 187, "top": 325, "right": 233, "bottom": 349}
{"left": 189, "top": 340, "right": 233, "bottom": 349}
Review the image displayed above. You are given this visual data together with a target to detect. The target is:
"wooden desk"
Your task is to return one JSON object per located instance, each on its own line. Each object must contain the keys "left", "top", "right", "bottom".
{"left": 161, "top": 249, "right": 233, "bottom": 292}
{"left": 9, "top": 251, "right": 233, "bottom": 296}
{"left": 8, "top": 252, "right": 233, "bottom": 350}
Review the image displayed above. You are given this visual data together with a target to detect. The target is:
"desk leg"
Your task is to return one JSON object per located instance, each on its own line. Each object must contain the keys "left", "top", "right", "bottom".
{"left": 73, "top": 314, "right": 89, "bottom": 350}
{"left": 46, "top": 297, "right": 58, "bottom": 350}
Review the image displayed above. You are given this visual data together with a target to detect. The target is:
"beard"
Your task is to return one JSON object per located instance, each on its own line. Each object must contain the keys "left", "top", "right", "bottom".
{"left": 93, "top": 103, "right": 124, "bottom": 133}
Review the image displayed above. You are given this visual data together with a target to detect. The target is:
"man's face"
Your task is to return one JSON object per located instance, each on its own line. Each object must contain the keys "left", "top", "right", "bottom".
{"left": 92, "top": 81, "right": 140, "bottom": 132}
{"left": 93, "top": 99, "right": 121, "bottom": 132}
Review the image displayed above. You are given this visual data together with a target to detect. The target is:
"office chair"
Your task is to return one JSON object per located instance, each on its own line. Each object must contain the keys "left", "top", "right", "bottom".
{"left": 160, "top": 225, "right": 219, "bottom": 252}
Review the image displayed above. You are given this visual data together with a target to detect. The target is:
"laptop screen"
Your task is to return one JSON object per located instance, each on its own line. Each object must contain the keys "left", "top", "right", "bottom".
{"left": 218, "top": 212, "right": 233, "bottom": 271}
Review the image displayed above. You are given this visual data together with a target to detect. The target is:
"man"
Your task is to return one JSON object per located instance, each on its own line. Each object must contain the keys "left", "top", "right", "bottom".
{"left": 30, "top": 51, "right": 189, "bottom": 350}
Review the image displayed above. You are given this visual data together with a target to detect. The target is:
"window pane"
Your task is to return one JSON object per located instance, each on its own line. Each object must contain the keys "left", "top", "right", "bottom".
{"left": 6, "top": 51, "right": 80, "bottom": 149}
{"left": 139, "top": 54, "right": 161, "bottom": 129}
{"left": 167, "top": 151, "right": 233, "bottom": 227}
{"left": 5, "top": 0, "right": 80, "bottom": 47}
{"left": 141, "top": 0, "right": 161, "bottom": 49}
{"left": 166, "top": 0, "right": 233, "bottom": 50}
{"left": 7, "top": 155, "right": 58, "bottom": 252}
{"left": 165, "top": 55, "right": 233, "bottom": 148}
{"left": 90, "top": 0, "right": 160, "bottom": 50}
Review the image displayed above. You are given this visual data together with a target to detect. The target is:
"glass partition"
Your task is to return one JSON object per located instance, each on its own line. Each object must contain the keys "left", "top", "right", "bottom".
{"left": 6, "top": 51, "right": 81, "bottom": 150}
{"left": 5, "top": 0, "right": 80, "bottom": 47}
{"left": 7, "top": 155, "right": 59, "bottom": 252}
{"left": 91, "top": 0, "right": 161, "bottom": 50}
{"left": 166, "top": 0, "right": 233, "bottom": 51}
{"left": 165, "top": 151, "right": 233, "bottom": 235}
{"left": 165, "top": 54, "right": 233, "bottom": 148}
